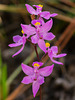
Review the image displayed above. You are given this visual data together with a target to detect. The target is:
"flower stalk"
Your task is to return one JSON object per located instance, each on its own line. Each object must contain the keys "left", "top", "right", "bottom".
{"left": 34, "top": 45, "right": 40, "bottom": 61}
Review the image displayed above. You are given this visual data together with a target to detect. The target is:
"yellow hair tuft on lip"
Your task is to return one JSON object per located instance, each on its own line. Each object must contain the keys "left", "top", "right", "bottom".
{"left": 45, "top": 43, "right": 50, "bottom": 48}
{"left": 34, "top": 22, "right": 41, "bottom": 26}
{"left": 34, "top": 63, "right": 40, "bottom": 67}
{"left": 38, "top": 4, "right": 43, "bottom": 8}
{"left": 21, "top": 30, "right": 24, "bottom": 34}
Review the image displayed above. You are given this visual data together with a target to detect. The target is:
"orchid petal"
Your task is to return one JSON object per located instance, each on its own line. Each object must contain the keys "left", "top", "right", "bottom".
{"left": 51, "top": 57, "right": 63, "bottom": 65}
{"left": 50, "top": 13, "right": 58, "bottom": 17}
{"left": 21, "top": 76, "right": 33, "bottom": 84}
{"left": 21, "top": 24, "right": 36, "bottom": 37}
{"left": 33, "top": 5, "right": 42, "bottom": 14}
{"left": 13, "top": 35, "right": 22, "bottom": 43}
{"left": 39, "top": 64, "right": 54, "bottom": 77}
{"left": 32, "top": 81, "right": 40, "bottom": 97}
{"left": 39, "top": 17, "right": 45, "bottom": 25}
{"left": 12, "top": 36, "right": 26, "bottom": 57}
{"left": 51, "top": 46, "right": 58, "bottom": 54}
{"left": 33, "top": 5, "right": 41, "bottom": 9}
{"left": 8, "top": 42, "right": 22, "bottom": 47}
{"left": 12, "top": 44, "right": 24, "bottom": 57}
{"left": 39, "top": 19, "right": 53, "bottom": 33}
{"left": 25, "top": 4, "right": 36, "bottom": 15}
{"left": 31, "top": 34, "right": 39, "bottom": 44}
{"left": 38, "top": 39, "right": 46, "bottom": 53}
{"left": 37, "top": 76, "right": 44, "bottom": 85}
{"left": 54, "top": 53, "right": 67, "bottom": 58}
{"left": 21, "top": 63, "right": 34, "bottom": 75}
{"left": 48, "top": 49, "right": 53, "bottom": 58}
{"left": 43, "top": 32, "right": 55, "bottom": 40}
{"left": 40, "top": 11, "right": 50, "bottom": 19}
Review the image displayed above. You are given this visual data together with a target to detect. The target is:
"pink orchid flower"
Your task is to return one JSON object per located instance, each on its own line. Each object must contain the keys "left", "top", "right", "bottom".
{"left": 40, "top": 42, "right": 67, "bottom": 65}
{"left": 48, "top": 46, "right": 67, "bottom": 65}
{"left": 21, "top": 61, "right": 54, "bottom": 97}
{"left": 31, "top": 19, "right": 55, "bottom": 52}
{"left": 25, "top": 4, "right": 58, "bottom": 19}
{"left": 8, "top": 35, "right": 26, "bottom": 57}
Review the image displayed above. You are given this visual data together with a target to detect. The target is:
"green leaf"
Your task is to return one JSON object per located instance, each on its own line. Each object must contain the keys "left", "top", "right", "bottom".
{"left": 2, "top": 64, "right": 8, "bottom": 100}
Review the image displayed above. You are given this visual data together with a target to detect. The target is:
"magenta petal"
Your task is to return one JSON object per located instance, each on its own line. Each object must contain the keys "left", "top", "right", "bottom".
{"left": 50, "top": 13, "right": 58, "bottom": 17}
{"left": 39, "top": 17, "right": 45, "bottom": 25}
{"left": 31, "top": 34, "right": 39, "bottom": 44}
{"left": 25, "top": 4, "right": 36, "bottom": 15}
{"left": 54, "top": 53, "right": 67, "bottom": 58}
{"left": 48, "top": 49, "right": 53, "bottom": 58}
{"left": 37, "top": 76, "right": 44, "bottom": 85}
{"left": 39, "top": 64, "right": 54, "bottom": 77}
{"left": 13, "top": 35, "right": 22, "bottom": 43}
{"left": 43, "top": 32, "right": 55, "bottom": 40}
{"left": 32, "top": 81, "right": 40, "bottom": 97}
{"left": 9, "top": 35, "right": 23, "bottom": 47}
{"left": 51, "top": 57, "right": 63, "bottom": 65}
{"left": 21, "top": 24, "right": 36, "bottom": 37}
{"left": 21, "top": 63, "right": 33, "bottom": 75}
{"left": 8, "top": 42, "right": 22, "bottom": 47}
{"left": 21, "top": 76, "right": 33, "bottom": 84}
{"left": 40, "top": 11, "right": 50, "bottom": 19}
{"left": 51, "top": 46, "right": 58, "bottom": 54}
{"left": 33, "top": 5, "right": 42, "bottom": 9}
{"left": 39, "top": 19, "right": 53, "bottom": 33}
{"left": 12, "top": 45, "right": 24, "bottom": 57}
{"left": 38, "top": 39, "right": 46, "bottom": 53}
{"left": 12, "top": 36, "right": 26, "bottom": 57}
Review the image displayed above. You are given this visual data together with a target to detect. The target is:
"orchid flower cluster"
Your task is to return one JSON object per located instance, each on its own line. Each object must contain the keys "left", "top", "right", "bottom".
{"left": 8, "top": 4, "right": 67, "bottom": 97}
